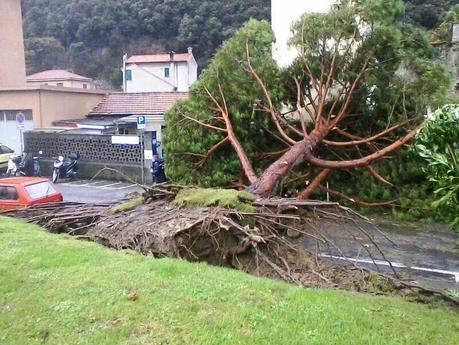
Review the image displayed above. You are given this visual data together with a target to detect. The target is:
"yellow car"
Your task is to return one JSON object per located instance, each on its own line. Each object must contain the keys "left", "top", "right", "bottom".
{"left": 0, "top": 144, "right": 15, "bottom": 171}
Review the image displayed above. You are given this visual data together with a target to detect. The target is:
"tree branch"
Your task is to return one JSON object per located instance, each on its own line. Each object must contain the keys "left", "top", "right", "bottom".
{"left": 305, "top": 126, "right": 421, "bottom": 169}
{"left": 195, "top": 137, "right": 230, "bottom": 168}
{"left": 323, "top": 120, "right": 412, "bottom": 147}
{"left": 245, "top": 40, "right": 298, "bottom": 145}
{"left": 205, "top": 85, "right": 258, "bottom": 184}
{"left": 297, "top": 169, "right": 331, "bottom": 200}
{"left": 180, "top": 111, "right": 227, "bottom": 133}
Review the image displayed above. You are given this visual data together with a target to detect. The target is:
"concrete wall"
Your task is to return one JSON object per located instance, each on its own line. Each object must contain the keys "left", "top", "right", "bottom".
{"left": 38, "top": 88, "right": 104, "bottom": 127}
{"left": 125, "top": 60, "right": 197, "bottom": 92}
{"left": 0, "top": 0, "right": 26, "bottom": 88}
{"left": 272, "top": 0, "right": 334, "bottom": 67}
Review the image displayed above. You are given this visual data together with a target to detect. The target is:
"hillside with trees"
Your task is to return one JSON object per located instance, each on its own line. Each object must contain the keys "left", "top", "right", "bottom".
{"left": 403, "top": 0, "right": 458, "bottom": 29}
{"left": 21, "top": 0, "right": 457, "bottom": 88}
{"left": 21, "top": 0, "right": 270, "bottom": 88}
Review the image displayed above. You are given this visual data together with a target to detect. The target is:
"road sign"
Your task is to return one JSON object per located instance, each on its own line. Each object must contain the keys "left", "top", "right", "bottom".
{"left": 16, "top": 112, "right": 25, "bottom": 129}
{"left": 137, "top": 115, "right": 146, "bottom": 130}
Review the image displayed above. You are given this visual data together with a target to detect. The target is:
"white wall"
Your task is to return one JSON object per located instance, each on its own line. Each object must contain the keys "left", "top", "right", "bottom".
{"left": 272, "top": 0, "right": 335, "bottom": 67}
{"left": 0, "top": 113, "right": 34, "bottom": 153}
{"left": 125, "top": 61, "right": 197, "bottom": 93}
{"left": 27, "top": 80, "right": 93, "bottom": 89}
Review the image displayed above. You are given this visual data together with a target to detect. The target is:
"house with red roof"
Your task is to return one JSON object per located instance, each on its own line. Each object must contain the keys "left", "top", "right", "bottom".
{"left": 26, "top": 70, "right": 94, "bottom": 89}
{"left": 123, "top": 48, "right": 198, "bottom": 93}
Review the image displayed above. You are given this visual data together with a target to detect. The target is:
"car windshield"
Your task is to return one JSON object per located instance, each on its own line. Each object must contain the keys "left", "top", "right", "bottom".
{"left": 0, "top": 145, "right": 14, "bottom": 154}
{"left": 25, "top": 182, "right": 57, "bottom": 200}
{"left": 0, "top": 186, "right": 18, "bottom": 200}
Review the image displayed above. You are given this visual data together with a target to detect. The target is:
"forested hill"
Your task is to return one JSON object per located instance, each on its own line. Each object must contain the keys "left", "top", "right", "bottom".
{"left": 21, "top": 0, "right": 270, "bottom": 88}
{"left": 22, "top": 0, "right": 457, "bottom": 89}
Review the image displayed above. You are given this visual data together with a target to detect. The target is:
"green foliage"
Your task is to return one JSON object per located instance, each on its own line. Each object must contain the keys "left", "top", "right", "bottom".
{"left": 21, "top": 0, "right": 270, "bottom": 87}
{"left": 433, "top": 5, "right": 459, "bottom": 43}
{"left": 415, "top": 104, "right": 459, "bottom": 230}
{"left": 173, "top": 188, "right": 256, "bottom": 212}
{"left": 165, "top": 20, "right": 283, "bottom": 187}
{"left": 2, "top": 217, "right": 459, "bottom": 344}
{"left": 24, "top": 36, "right": 66, "bottom": 75}
{"left": 166, "top": 0, "right": 450, "bottom": 200}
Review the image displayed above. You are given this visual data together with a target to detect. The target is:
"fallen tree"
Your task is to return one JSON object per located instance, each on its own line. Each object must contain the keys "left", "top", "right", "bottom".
{"left": 165, "top": 0, "right": 449, "bottom": 202}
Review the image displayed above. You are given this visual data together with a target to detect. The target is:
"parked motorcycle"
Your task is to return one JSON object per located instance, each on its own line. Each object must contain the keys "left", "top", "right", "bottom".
{"left": 6, "top": 151, "right": 42, "bottom": 177}
{"left": 151, "top": 156, "right": 166, "bottom": 184}
{"left": 5, "top": 155, "right": 22, "bottom": 177}
{"left": 52, "top": 153, "right": 79, "bottom": 183}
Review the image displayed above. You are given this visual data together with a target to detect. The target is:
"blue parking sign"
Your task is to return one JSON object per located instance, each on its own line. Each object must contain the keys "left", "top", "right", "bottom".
{"left": 137, "top": 115, "right": 146, "bottom": 129}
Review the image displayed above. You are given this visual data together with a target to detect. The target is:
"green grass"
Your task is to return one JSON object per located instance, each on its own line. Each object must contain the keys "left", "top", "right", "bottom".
{"left": 112, "top": 196, "right": 145, "bottom": 214}
{"left": 0, "top": 217, "right": 458, "bottom": 345}
{"left": 173, "top": 188, "right": 256, "bottom": 212}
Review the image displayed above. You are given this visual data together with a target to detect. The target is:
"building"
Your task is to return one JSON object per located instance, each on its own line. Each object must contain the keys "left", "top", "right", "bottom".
{"left": 0, "top": 0, "right": 107, "bottom": 154}
{"left": 88, "top": 92, "right": 188, "bottom": 159}
{"left": 0, "top": 0, "right": 26, "bottom": 89}
{"left": 123, "top": 48, "right": 198, "bottom": 93}
{"left": 24, "top": 92, "right": 188, "bottom": 182}
{"left": 271, "top": 0, "right": 334, "bottom": 66}
{"left": 27, "top": 70, "right": 95, "bottom": 89}
{"left": 0, "top": 86, "right": 106, "bottom": 152}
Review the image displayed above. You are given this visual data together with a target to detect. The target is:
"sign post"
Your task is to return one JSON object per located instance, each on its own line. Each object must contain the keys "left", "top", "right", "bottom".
{"left": 137, "top": 116, "right": 147, "bottom": 184}
{"left": 16, "top": 112, "right": 25, "bottom": 153}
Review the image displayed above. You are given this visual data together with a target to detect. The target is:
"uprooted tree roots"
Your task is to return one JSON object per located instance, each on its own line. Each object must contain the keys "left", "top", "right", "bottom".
{"left": 3, "top": 187, "right": 458, "bottom": 306}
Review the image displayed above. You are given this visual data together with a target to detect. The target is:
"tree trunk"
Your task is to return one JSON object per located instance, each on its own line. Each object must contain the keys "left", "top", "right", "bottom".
{"left": 247, "top": 132, "right": 322, "bottom": 198}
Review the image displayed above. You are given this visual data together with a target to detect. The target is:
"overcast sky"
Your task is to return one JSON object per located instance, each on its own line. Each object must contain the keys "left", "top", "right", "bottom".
{"left": 272, "top": 0, "right": 335, "bottom": 66}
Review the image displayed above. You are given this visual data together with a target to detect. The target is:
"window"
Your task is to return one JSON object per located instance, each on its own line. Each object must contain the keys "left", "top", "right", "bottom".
{"left": 25, "top": 182, "right": 57, "bottom": 200}
{"left": 57, "top": 82, "right": 64, "bottom": 87}
{"left": 4, "top": 110, "right": 33, "bottom": 121}
{"left": 125, "top": 69, "right": 132, "bottom": 81}
{"left": 0, "top": 145, "right": 14, "bottom": 154}
{"left": 83, "top": 84, "right": 88, "bottom": 89}
{"left": 0, "top": 186, "right": 18, "bottom": 201}
{"left": 164, "top": 67, "right": 170, "bottom": 78}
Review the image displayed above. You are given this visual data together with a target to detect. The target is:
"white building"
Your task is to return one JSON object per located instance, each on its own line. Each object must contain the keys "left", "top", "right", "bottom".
{"left": 272, "top": 0, "right": 335, "bottom": 67}
{"left": 123, "top": 48, "right": 198, "bottom": 93}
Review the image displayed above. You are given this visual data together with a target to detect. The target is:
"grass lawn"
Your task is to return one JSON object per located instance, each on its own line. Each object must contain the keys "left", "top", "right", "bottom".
{"left": 0, "top": 216, "right": 458, "bottom": 345}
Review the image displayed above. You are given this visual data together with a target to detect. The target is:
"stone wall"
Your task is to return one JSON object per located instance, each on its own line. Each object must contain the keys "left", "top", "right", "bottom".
{"left": 24, "top": 132, "right": 141, "bottom": 164}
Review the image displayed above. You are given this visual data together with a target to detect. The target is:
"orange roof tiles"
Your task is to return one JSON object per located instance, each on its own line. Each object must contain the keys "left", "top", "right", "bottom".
{"left": 126, "top": 53, "right": 193, "bottom": 64}
{"left": 88, "top": 92, "right": 188, "bottom": 116}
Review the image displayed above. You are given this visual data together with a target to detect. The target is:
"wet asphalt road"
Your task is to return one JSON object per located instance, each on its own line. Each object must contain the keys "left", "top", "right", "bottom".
{"left": 301, "top": 218, "right": 459, "bottom": 292}
{"left": 55, "top": 181, "right": 459, "bottom": 293}
{"left": 56, "top": 179, "right": 143, "bottom": 204}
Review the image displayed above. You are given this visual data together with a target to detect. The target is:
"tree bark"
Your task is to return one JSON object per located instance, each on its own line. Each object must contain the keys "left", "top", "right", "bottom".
{"left": 247, "top": 131, "right": 323, "bottom": 198}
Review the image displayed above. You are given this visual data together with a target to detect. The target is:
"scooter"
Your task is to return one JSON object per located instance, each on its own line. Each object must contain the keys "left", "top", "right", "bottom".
{"left": 52, "top": 153, "right": 79, "bottom": 183}
{"left": 5, "top": 155, "right": 22, "bottom": 177}
{"left": 151, "top": 157, "right": 166, "bottom": 184}
{"left": 6, "top": 151, "right": 42, "bottom": 177}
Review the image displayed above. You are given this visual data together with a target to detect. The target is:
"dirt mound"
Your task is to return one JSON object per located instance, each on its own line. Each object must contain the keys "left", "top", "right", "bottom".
{"left": 86, "top": 200, "right": 366, "bottom": 289}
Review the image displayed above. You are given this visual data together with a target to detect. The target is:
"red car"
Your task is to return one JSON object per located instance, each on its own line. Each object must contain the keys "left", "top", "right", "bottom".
{"left": 0, "top": 177, "right": 63, "bottom": 210}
